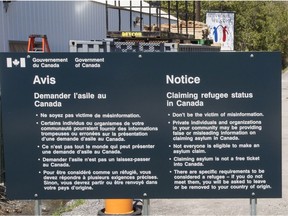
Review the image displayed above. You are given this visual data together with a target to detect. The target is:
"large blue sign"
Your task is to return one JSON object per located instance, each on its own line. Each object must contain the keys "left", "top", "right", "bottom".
{"left": 0, "top": 52, "right": 281, "bottom": 199}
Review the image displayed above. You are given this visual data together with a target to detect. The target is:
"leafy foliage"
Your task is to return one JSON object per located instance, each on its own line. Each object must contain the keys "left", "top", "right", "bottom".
{"left": 160, "top": 1, "right": 288, "bottom": 68}
{"left": 52, "top": 199, "right": 85, "bottom": 216}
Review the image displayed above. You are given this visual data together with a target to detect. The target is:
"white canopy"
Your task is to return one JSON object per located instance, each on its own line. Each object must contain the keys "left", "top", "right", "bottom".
{"left": 94, "top": 0, "right": 177, "bottom": 20}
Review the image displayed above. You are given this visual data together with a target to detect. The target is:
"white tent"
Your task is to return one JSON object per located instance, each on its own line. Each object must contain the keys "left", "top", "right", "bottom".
{"left": 95, "top": 0, "right": 177, "bottom": 20}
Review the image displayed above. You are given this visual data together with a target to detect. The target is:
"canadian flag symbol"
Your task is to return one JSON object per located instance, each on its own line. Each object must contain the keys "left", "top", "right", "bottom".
{"left": 6, "top": 58, "right": 26, "bottom": 68}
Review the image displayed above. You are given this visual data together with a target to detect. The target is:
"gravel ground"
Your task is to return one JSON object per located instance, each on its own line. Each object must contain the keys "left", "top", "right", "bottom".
{"left": 62, "top": 200, "right": 104, "bottom": 216}
{"left": 61, "top": 72, "right": 288, "bottom": 216}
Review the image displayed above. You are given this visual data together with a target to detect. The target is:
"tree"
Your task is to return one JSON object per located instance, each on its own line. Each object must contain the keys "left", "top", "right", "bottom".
{"left": 161, "top": 1, "right": 288, "bottom": 68}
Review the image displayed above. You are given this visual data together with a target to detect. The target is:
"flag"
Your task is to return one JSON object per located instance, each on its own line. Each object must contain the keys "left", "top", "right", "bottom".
{"left": 6, "top": 58, "right": 26, "bottom": 68}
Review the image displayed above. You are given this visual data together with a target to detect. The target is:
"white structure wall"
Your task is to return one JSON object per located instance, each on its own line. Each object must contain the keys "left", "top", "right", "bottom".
{"left": 1, "top": 1, "right": 107, "bottom": 52}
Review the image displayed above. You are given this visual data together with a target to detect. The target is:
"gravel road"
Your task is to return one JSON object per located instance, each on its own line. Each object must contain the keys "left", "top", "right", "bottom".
{"left": 62, "top": 72, "right": 288, "bottom": 216}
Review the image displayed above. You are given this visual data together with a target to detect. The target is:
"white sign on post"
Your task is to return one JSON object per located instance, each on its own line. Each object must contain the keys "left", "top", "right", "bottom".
{"left": 206, "top": 12, "right": 235, "bottom": 51}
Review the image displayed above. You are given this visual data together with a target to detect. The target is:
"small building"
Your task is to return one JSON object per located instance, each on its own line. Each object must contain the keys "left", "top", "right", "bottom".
{"left": 0, "top": 0, "right": 176, "bottom": 52}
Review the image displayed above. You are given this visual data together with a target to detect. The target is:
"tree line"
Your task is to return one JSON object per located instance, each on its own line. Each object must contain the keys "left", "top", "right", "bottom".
{"left": 160, "top": 1, "right": 288, "bottom": 68}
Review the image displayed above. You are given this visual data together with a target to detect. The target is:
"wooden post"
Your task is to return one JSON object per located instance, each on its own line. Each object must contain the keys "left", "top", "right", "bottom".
{"left": 105, "top": 199, "right": 134, "bottom": 214}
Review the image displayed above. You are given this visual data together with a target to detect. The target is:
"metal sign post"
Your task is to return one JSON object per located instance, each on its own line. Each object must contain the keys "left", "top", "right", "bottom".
{"left": 250, "top": 198, "right": 257, "bottom": 216}
{"left": 34, "top": 200, "right": 42, "bottom": 216}
{"left": 142, "top": 199, "right": 150, "bottom": 216}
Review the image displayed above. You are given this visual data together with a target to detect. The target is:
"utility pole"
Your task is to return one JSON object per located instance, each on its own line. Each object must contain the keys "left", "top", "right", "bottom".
{"left": 195, "top": 1, "right": 201, "bottom": 21}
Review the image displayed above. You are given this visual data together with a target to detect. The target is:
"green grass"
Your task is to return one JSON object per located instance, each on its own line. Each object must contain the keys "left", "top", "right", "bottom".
{"left": 52, "top": 199, "right": 85, "bottom": 216}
